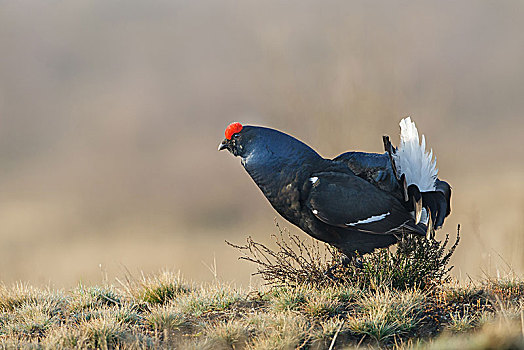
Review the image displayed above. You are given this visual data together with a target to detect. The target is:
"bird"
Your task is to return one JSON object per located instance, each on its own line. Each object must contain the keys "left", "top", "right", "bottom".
{"left": 218, "top": 118, "right": 451, "bottom": 260}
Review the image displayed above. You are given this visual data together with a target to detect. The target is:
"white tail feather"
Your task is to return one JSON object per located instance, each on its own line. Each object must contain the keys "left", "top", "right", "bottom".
{"left": 392, "top": 117, "right": 438, "bottom": 192}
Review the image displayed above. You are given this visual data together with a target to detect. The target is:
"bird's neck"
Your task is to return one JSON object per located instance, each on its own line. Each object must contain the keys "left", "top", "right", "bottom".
{"left": 241, "top": 143, "right": 323, "bottom": 208}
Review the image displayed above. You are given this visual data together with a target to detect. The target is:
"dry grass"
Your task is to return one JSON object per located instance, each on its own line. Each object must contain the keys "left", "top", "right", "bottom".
{"left": 0, "top": 273, "right": 521, "bottom": 349}
{"left": 0, "top": 227, "right": 522, "bottom": 349}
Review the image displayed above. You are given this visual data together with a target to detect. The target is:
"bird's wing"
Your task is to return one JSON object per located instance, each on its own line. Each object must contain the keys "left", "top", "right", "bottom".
{"left": 305, "top": 171, "right": 424, "bottom": 235}
{"left": 333, "top": 151, "right": 402, "bottom": 200}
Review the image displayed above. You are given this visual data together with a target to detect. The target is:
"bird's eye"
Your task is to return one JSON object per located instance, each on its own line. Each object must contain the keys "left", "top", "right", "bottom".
{"left": 233, "top": 134, "right": 240, "bottom": 139}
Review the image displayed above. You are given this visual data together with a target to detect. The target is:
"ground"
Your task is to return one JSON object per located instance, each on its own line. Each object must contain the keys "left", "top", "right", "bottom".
{"left": 0, "top": 231, "right": 523, "bottom": 349}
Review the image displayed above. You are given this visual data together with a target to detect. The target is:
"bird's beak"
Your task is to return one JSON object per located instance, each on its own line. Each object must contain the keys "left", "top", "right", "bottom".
{"left": 218, "top": 139, "right": 228, "bottom": 151}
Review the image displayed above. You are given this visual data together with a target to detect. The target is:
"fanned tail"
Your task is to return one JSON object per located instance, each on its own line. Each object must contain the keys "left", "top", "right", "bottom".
{"left": 393, "top": 117, "right": 438, "bottom": 191}
{"left": 383, "top": 117, "right": 451, "bottom": 232}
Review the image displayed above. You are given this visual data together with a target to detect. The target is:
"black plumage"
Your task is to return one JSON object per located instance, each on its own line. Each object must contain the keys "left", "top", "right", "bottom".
{"left": 219, "top": 123, "right": 451, "bottom": 258}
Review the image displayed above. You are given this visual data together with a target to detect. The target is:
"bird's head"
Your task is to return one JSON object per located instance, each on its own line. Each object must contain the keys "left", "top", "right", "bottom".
{"left": 218, "top": 122, "right": 250, "bottom": 157}
{"left": 219, "top": 122, "right": 322, "bottom": 169}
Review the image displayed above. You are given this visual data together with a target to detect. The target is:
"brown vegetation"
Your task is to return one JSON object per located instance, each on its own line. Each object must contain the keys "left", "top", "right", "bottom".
{"left": 1, "top": 230, "right": 522, "bottom": 349}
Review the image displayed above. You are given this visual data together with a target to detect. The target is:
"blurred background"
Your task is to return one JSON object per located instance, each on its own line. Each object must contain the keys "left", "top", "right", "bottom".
{"left": 0, "top": 1, "right": 523, "bottom": 288}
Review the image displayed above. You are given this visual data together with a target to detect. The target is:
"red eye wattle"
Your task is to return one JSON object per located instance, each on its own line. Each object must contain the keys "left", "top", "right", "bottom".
{"left": 225, "top": 122, "right": 243, "bottom": 140}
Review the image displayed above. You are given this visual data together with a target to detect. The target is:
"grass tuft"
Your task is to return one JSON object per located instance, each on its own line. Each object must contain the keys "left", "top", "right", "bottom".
{"left": 69, "top": 285, "right": 122, "bottom": 312}
{"left": 197, "top": 319, "right": 251, "bottom": 349}
{"left": 145, "top": 304, "right": 189, "bottom": 333}
{"left": 302, "top": 288, "right": 343, "bottom": 317}
{"left": 267, "top": 286, "right": 307, "bottom": 312}
{"left": 247, "top": 312, "right": 310, "bottom": 350}
{"left": 176, "top": 284, "right": 243, "bottom": 316}
{"left": 346, "top": 288, "right": 425, "bottom": 345}
{"left": 445, "top": 312, "right": 477, "bottom": 333}
{"left": 0, "top": 284, "right": 43, "bottom": 312}
{"left": 78, "top": 314, "right": 131, "bottom": 349}
{"left": 133, "top": 270, "right": 189, "bottom": 305}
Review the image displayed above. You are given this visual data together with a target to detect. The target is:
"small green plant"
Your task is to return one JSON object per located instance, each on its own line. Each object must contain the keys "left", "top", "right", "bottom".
{"left": 229, "top": 223, "right": 460, "bottom": 290}
{"left": 340, "top": 231, "right": 459, "bottom": 290}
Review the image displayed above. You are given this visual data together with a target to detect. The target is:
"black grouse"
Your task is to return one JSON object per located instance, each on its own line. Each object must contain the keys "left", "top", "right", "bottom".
{"left": 219, "top": 118, "right": 451, "bottom": 259}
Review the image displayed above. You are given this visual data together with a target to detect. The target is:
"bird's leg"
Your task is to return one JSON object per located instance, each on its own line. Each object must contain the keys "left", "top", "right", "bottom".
{"left": 340, "top": 254, "right": 351, "bottom": 267}
{"left": 324, "top": 252, "right": 363, "bottom": 280}
{"left": 341, "top": 253, "right": 364, "bottom": 269}
{"left": 324, "top": 265, "right": 337, "bottom": 281}
{"left": 324, "top": 253, "right": 347, "bottom": 280}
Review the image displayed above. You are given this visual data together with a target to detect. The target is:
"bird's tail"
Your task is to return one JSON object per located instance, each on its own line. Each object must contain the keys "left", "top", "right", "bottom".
{"left": 383, "top": 117, "right": 451, "bottom": 233}
{"left": 393, "top": 117, "right": 438, "bottom": 191}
